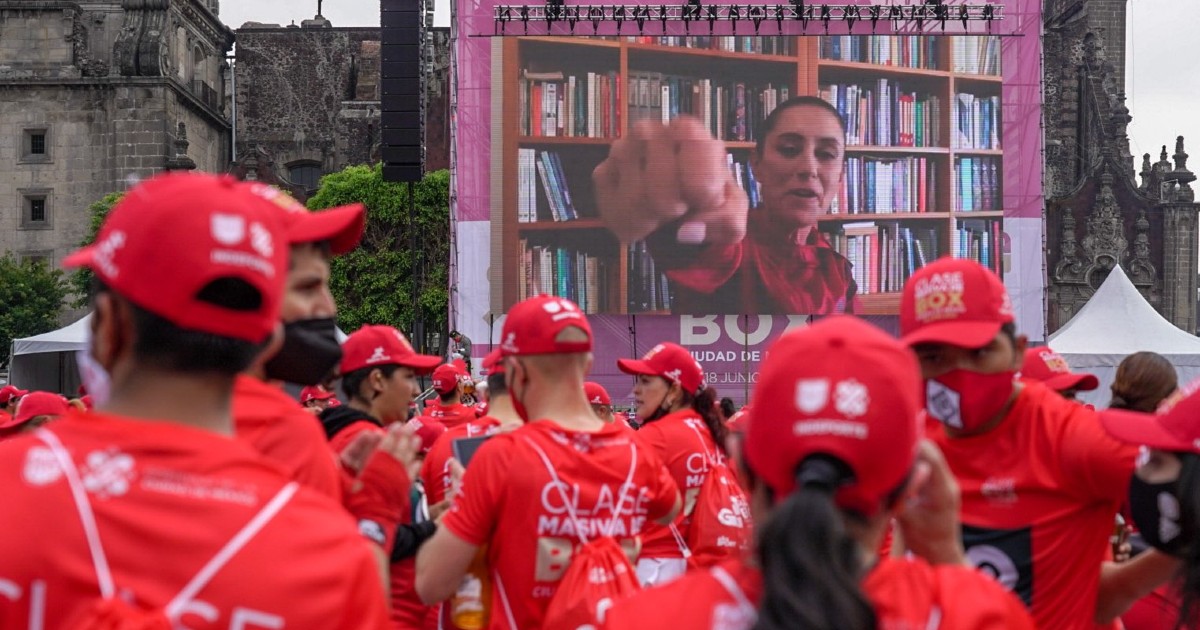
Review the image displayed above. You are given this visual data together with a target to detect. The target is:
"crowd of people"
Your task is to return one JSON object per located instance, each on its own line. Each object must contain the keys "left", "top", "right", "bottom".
{"left": 2, "top": 170, "right": 1200, "bottom": 630}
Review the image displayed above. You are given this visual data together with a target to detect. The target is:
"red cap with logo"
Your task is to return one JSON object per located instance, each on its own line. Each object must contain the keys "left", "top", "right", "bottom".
{"left": 63, "top": 172, "right": 289, "bottom": 344}
{"left": 432, "top": 364, "right": 463, "bottom": 394}
{"left": 499, "top": 295, "right": 592, "bottom": 356}
{"left": 900, "top": 257, "right": 1014, "bottom": 349}
{"left": 408, "top": 416, "right": 447, "bottom": 454}
{"left": 5, "top": 391, "right": 70, "bottom": 429}
{"left": 744, "top": 316, "right": 923, "bottom": 516}
{"left": 0, "top": 385, "right": 29, "bottom": 405}
{"left": 1020, "top": 347, "right": 1099, "bottom": 392}
{"left": 340, "top": 325, "right": 441, "bottom": 375}
{"left": 584, "top": 382, "right": 612, "bottom": 406}
{"left": 243, "top": 182, "right": 365, "bottom": 255}
{"left": 1100, "top": 379, "right": 1200, "bottom": 454}
{"left": 617, "top": 342, "right": 705, "bottom": 394}
{"left": 299, "top": 385, "right": 336, "bottom": 404}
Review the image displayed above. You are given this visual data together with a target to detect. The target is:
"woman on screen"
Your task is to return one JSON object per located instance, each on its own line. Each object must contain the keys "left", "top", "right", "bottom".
{"left": 593, "top": 96, "right": 856, "bottom": 314}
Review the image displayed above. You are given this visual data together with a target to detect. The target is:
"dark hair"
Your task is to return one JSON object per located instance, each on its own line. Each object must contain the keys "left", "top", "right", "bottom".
{"left": 754, "top": 95, "right": 847, "bottom": 158}
{"left": 341, "top": 364, "right": 400, "bottom": 402}
{"left": 753, "top": 456, "right": 876, "bottom": 630}
{"left": 439, "top": 389, "right": 458, "bottom": 403}
{"left": 92, "top": 279, "right": 267, "bottom": 375}
{"left": 719, "top": 397, "right": 737, "bottom": 421}
{"left": 1110, "top": 351, "right": 1178, "bottom": 412}
{"left": 1175, "top": 454, "right": 1200, "bottom": 629}
{"left": 487, "top": 371, "right": 508, "bottom": 396}
{"left": 683, "top": 386, "right": 729, "bottom": 455}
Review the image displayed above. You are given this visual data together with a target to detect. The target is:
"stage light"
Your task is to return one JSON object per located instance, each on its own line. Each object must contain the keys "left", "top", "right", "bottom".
{"left": 633, "top": 5, "right": 648, "bottom": 33}
{"left": 820, "top": 4, "right": 831, "bottom": 33}
{"left": 775, "top": 4, "right": 786, "bottom": 32}
{"left": 749, "top": 5, "right": 765, "bottom": 33}
{"left": 590, "top": 5, "right": 603, "bottom": 33}
{"left": 868, "top": 4, "right": 881, "bottom": 31}
{"left": 707, "top": 4, "right": 719, "bottom": 34}
{"left": 845, "top": 4, "right": 859, "bottom": 32}
{"left": 728, "top": 4, "right": 741, "bottom": 33}
{"left": 960, "top": 4, "right": 970, "bottom": 29}
{"left": 935, "top": 2, "right": 949, "bottom": 30}
{"left": 660, "top": 4, "right": 669, "bottom": 32}
{"left": 614, "top": 5, "right": 627, "bottom": 33}
{"left": 519, "top": 5, "right": 529, "bottom": 34}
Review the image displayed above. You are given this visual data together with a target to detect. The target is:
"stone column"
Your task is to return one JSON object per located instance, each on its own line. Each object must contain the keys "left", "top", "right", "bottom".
{"left": 1160, "top": 202, "right": 1198, "bottom": 333}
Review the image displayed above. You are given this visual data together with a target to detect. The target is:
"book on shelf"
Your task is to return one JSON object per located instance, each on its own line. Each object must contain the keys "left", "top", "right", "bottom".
{"left": 518, "top": 239, "right": 607, "bottom": 313}
{"left": 627, "top": 72, "right": 789, "bottom": 142}
{"left": 819, "top": 81, "right": 943, "bottom": 148}
{"left": 627, "top": 241, "right": 672, "bottom": 312}
{"left": 819, "top": 36, "right": 941, "bottom": 70}
{"left": 621, "top": 36, "right": 793, "bottom": 55}
{"left": 952, "top": 36, "right": 1002, "bottom": 76}
{"left": 519, "top": 69, "right": 620, "bottom": 138}
{"left": 728, "top": 153, "right": 761, "bottom": 208}
{"left": 952, "top": 92, "right": 1001, "bottom": 150}
{"left": 830, "top": 155, "right": 937, "bottom": 215}
{"left": 956, "top": 219, "right": 1001, "bottom": 273}
{"left": 517, "top": 148, "right": 581, "bottom": 222}
{"left": 954, "top": 156, "right": 1001, "bottom": 212}
{"left": 825, "top": 222, "right": 942, "bottom": 294}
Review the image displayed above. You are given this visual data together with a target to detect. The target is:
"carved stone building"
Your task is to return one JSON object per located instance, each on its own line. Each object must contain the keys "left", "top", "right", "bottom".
{"left": 0, "top": 0, "right": 234, "bottom": 268}
{"left": 1044, "top": 0, "right": 1200, "bottom": 334}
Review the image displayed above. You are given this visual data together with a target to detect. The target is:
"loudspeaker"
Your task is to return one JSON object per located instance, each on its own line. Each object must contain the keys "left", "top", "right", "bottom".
{"left": 381, "top": 0, "right": 425, "bottom": 182}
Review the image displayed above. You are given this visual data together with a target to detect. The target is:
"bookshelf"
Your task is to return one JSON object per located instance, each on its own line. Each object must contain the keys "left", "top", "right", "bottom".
{"left": 498, "top": 34, "right": 1003, "bottom": 316}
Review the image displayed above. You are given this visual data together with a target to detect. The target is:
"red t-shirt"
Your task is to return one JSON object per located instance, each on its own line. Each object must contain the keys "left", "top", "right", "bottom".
{"left": 0, "top": 412, "right": 388, "bottom": 629}
{"left": 328, "top": 419, "right": 385, "bottom": 456}
{"left": 635, "top": 409, "right": 721, "bottom": 558}
{"left": 442, "top": 419, "right": 680, "bottom": 630}
{"left": 424, "top": 401, "right": 475, "bottom": 430}
{"left": 928, "top": 381, "right": 1138, "bottom": 630}
{"left": 603, "top": 556, "right": 1034, "bottom": 629}
{"left": 421, "top": 417, "right": 503, "bottom": 507}
{"left": 233, "top": 375, "right": 342, "bottom": 500}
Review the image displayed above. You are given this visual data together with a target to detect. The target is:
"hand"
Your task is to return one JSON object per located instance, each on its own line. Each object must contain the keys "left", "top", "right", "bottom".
{"left": 593, "top": 116, "right": 748, "bottom": 246}
{"left": 428, "top": 499, "right": 451, "bottom": 524}
{"left": 339, "top": 430, "right": 383, "bottom": 476}
{"left": 375, "top": 422, "right": 423, "bottom": 483}
{"left": 896, "top": 440, "right": 966, "bottom": 566}
{"left": 446, "top": 458, "right": 466, "bottom": 504}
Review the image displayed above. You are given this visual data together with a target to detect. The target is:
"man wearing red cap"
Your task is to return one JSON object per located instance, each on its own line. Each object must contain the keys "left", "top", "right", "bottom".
{"left": 1019, "top": 347, "right": 1100, "bottom": 401}
{"left": 899, "top": 257, "right": 1153, "bottom": 630}
{"left": 0, "top": 172, "right": 388, "bottom": 628}
{"left": 584, "top": 381, "right": 619, "bottom": 425}
{"left": 0, "top": 385, "right": 28, "bottom": 416}
{"left": 300, "top": 384, "right": 339, "bottom": 413}
{"left": 0, "top": 391, "right": 68, "bottom": 440}
{"left": 416, "top": 295, "right": 681, "bottom": 629}
{"left": 425, "top": 363, "right": 476, "bottom": 429}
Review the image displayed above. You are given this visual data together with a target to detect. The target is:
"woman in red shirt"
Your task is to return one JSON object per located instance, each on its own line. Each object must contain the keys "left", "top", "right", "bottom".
{"left": 605, "top": 316, "right": 1034, "bottom": 630}
{"left": 618, "top": 342, "right": 728, "bottom": 586}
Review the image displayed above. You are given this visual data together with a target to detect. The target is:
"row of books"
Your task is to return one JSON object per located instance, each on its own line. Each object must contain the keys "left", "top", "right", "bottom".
{"left": 729, "top": 154, "right": 762, "bottom": 209}
{"left": 627, "top": 73, "right": 790, "bottom": 142}
{"left": 952, "top": 92, "right": 1001, "bottom": 150}
{"left": 826, "top": 223, "right": 942, "bottom": 294}
{"left": 955, "top": 220, "right": 1001, "bottom": 272}
{"left": 955, "top": 156, "right": 1001, "bottom": 212}
{"left": 517, "top": 149, "right": 580, "bottom": 222}
{"left": 621, "top": 36, "right": 794, "bottom": 55}
{"left": 952, "top": 37, "right": 1002, "bottom": 76}
{"left": 628, "top": 241, "right": 672, "bottom": 313}
{"left": 821, "top": 81, "right": 943, "bottom": 148}
{"left": 517, "top": 240, "right": 608, "bottom": 313}
{"left": 819, "top": 36, "right": 941, "bottom": 70}
{"left": 519, "top": 70, "right": 620, "bottom": 138}
{"left": 830, "top": 156, "right": 937, "bottom": 215}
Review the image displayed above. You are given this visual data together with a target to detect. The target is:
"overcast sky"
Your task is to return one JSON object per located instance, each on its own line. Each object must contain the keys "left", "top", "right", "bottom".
{"left": 220, "top": 0, "right": 1193, "bottom": 175}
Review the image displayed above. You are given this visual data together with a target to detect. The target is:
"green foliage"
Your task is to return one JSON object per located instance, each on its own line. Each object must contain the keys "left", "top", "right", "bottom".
{"left": 1, "top": 254, "right": 69, "bottom": 367}
{"left": 70, "top": 192, "right": 124, "bottom": 307}
{"left": 308, "top": 165, "right": 450, "bottom": 349}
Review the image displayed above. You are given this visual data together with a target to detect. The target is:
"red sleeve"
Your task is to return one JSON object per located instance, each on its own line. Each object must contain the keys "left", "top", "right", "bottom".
{"left": 420, "top": 428, "right": 457, "bottom": 506}
{"left": 441, "top": 435, "right": 509, "bottom": 546}
{"left": 646, "top": 226, "right": 743, "bottom": 294}
{"left": 633, "top": 423, "right": 668, "bottom": 460}
{"left": 1056, "top": 403, "right": 1138, "bottom": 504}
{"left": 328, "top": 421, "right": 384, "bottom": 457}
{"left": 932, "top": 565, "right": 1036, "bottom": 630}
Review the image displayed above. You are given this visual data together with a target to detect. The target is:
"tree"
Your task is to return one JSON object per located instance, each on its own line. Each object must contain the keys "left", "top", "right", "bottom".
{"left": 70, "top": 192, "right": 123, "bottom": 307}
{"left": 1, "top": 255, "right": 69, "bottom": 368}
{"left": 307, "top": 165, "right": 450, "bottom": 350}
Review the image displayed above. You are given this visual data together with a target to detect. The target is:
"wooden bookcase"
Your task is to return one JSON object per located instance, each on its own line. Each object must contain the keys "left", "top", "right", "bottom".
{"left": 497, "top": 35, "right": 1003, "bottom": 316}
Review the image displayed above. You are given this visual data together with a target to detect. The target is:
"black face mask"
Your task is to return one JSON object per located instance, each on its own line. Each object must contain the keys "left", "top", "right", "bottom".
{"left": 263, "top": 318, "right": 343, "bottom": 386}
{"left": 1128, "top": 475, "right": 1190, "bottom": 557}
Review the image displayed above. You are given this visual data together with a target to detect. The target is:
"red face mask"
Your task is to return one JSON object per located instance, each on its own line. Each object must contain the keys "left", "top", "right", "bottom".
{"left": 924, "top": 369, "right": 1015, "bottom": 432}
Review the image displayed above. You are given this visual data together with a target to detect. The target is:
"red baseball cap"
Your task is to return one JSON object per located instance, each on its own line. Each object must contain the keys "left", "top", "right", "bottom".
{"left": 432, "top": 364, "right": 463, "bottom": 394}
{"left": 584, "top": 382, "right": 612, "bottom": 406}
{"left": 1020, "top": 347, "right": 1099, "bottom": 392}
{"left": 0, "top": 385, "right": 29, "bottom": 405}
{"left": 63, "top": 172, "right": 289, "bottom": 344}
{"left": 499, "top": 295, "right": 592, "bottom": 356}
{"left": 617, "top": 342, "right": 705, "bottom": 394}
{"left": 481, "top": 349, "right": 504, "bottom": 374}
{"left": 243, "top": 182, "right": 365, "bottom": 255}
{"left": 299, "top": 385, "right": 336, "bottom": 403}
{"left": 727, "top": 407, "right": 750, "bottom": 434}
{"left": 340, "top": 325, "right": 441, "bottom": 375}
{"left": 744, "top": 316, "right": 923, "bottom": 517}
{"left": 1100, "top": 379, "right": 1200, "bottom": 454}
{"left": 5, "top": 391, "right": 69, "bottom": 429}
{"left": 408, "top": 416, "right": 447, "bottom": 454}
{"left": 900, "top": 257, "right": 1014, "bottom": 349}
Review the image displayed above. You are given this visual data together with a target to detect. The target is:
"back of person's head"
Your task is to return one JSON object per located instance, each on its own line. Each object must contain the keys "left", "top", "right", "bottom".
{"left": 719, "top": 397, "right": 737, "bottom": 421}
{"left": 432, "top": 364, "right": 463, "bottom": 403}
{"left": 1110, "top": 351, "right": 1178, "bottom": 412}
{"left": 499, "top": 295, "right": 592, "bottom": 376}
{"left": 65, "top": 173, "right": 293, "bottom": 381}
{"left": 743, "top": 316, "right": 923, "bottom": 630}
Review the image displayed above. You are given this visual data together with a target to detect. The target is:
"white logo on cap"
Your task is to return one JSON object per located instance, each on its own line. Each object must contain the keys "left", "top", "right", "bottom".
{"left": 249, "top": 221, "right": 274, "bottom": 258}
{"left": 591, "top": 396, "right": 603, "bottom": 404}
{"left": 795, "top": 379, "right": 829, "bottom": 413}
{"left": 211, "top": 213, "right": 246, "bottom": 246}
{"left": 366, "top": 346, "right": 390, "bottom": 364}
{"left": 81, "top": 448, "right": 135, "bottom": 498}
{"left": 23, "top": 446, "right": 61, "bottom": 486}
{"left": 834, "top": 379, "right": 870, "bottom": 418}
{"left": 664, "top": 368, "right": 682, "bottom": 383}
{"left": 391, "top": 329, "right": 414, "bottom": 352}
{"left": 500, "top": 332, "right": 518, "bottom": 354}
{"left": 92, "top": 230, "right": 127, "bottom": 278}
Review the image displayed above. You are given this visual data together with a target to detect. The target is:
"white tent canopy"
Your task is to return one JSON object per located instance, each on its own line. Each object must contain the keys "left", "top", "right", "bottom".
{"left": 1048, "top": 265, "right": 1200, "bottom": 406}
{"left": 8, "top": 314, "right": 90, "bottom": 396}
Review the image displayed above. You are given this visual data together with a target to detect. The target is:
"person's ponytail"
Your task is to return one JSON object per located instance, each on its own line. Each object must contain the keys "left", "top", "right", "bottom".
{"left": 688, "top": 386, "right": 729, "bottom": 455}
{"left": 752, "top": 456, "right": 875, "bottom": 630}
{"left": 1173, "top": 454, "right": 1200, "bottom": 629}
